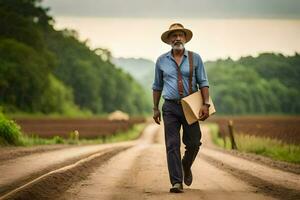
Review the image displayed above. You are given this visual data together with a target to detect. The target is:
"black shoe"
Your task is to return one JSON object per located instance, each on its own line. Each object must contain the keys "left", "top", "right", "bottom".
{"left": 169, "top": 183, "right": 183, "bottom": 193}
{"left": 182, "top": 161, "right": 193, "bottom": 186}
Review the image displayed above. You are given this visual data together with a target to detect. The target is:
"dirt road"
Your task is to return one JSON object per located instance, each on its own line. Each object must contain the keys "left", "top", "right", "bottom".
{"left": 1, "top": 123, "right": 300, "bottom": 200}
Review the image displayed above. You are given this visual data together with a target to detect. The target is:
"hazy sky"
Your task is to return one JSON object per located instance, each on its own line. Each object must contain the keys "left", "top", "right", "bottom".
{"left": 43, "top": 0, "right": 300, "bottom": 18}
{"left": 42, "top": 1, "right": 300, "bottom": 61}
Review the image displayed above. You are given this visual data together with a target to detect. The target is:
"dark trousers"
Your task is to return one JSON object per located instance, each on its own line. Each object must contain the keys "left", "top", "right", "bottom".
{"left": 162, "top": 100, "right": 202, "bottom": 185}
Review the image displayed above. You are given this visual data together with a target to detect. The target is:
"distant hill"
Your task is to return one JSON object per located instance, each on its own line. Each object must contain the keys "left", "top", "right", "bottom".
{"left": 115, "top": 53, "right": 300, "bottom": 115}
{"left": 112, "top": 57, "right": 155, "bottom": 91}
{"left": 205, "top": 53, "right": 300, "bottom": 114}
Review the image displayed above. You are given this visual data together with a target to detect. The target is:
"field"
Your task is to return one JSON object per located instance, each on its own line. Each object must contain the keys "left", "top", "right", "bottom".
{"left": 12, "top": 118, "right": 146, "bottom": 139}
{"left": 207, "top": 116, "right": 300, "bottom": 145}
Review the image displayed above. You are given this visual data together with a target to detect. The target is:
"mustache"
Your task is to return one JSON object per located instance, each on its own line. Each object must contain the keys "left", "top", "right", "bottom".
{"left": 173, "top": 41, "right": 183, "bottom": 45}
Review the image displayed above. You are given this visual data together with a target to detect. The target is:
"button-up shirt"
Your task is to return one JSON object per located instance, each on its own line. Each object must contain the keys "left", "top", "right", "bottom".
{"left": 152, "top": 49, "right": 209, "bottom": 100}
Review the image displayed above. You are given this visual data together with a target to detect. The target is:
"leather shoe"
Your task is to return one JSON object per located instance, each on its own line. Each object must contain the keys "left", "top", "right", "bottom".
{"left": 169, "top": 183, "right": 183, "bottom": 193}
{"left": 182, "top": 160, "right": 193, "bottom": 186}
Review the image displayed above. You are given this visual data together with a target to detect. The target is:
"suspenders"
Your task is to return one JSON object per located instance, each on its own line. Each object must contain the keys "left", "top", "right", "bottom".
{"left": 174, "top": 51, "right": 194, "bottom": 98}
{"left": 188, "top": 51, "right": 193, "bottom": 95}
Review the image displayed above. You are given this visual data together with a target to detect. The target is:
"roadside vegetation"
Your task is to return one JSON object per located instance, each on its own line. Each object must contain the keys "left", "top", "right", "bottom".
{"left": 0, "top": 112, "right": 146, "bottom": 146}
{"left": 0, "top": 112, "right": 23, "bottom": 145}
{"left": 208, "top": 123, "right": 300, "bottom": 164}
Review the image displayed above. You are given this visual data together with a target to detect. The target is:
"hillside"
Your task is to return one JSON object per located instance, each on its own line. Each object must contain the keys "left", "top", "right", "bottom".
{"left": 206, "top": 53, "right": 300, "bottom": 114}
{"left": 114, "top": 53, "right": 300, "bottom": 115}
{"left": 112, "top": 57, "right": 154, "bottom": 91}
{"left": 0, "top": 0, "right": 151, "bottom": 115}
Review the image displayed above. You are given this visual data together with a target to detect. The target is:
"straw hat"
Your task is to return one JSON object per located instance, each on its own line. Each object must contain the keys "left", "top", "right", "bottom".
{"left": 161, "top": 23, "right": 193, "bottom": 44}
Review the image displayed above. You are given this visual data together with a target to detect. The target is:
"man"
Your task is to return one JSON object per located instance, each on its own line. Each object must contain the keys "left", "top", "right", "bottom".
{"left": 152, "top": 23, "right": 210, "bottom": 193}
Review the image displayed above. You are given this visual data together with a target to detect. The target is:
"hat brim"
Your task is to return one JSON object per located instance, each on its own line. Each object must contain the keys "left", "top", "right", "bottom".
{"left": 161, "top": 28, "right": 193, "bottom": 44}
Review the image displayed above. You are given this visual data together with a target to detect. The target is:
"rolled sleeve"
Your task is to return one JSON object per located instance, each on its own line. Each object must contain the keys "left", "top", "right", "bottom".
{"left": 195, "top": 54, "right": 209, "bottom": 88}
{"left": 152, "top": 58, "right": 163, "bottom": 91}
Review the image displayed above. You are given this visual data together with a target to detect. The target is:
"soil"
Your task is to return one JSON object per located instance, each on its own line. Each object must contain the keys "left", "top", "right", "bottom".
{"left": 1, "top": 123, "right": 299, "bottom": 200}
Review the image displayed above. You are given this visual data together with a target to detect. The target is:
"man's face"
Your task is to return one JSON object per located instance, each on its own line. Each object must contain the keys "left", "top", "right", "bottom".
{"left": 168, "top": 30, "right": 186, "bottom": 50}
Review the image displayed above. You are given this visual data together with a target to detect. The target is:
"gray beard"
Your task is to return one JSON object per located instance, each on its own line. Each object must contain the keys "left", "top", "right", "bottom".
{"left": 172, "top": 43, "right": 184, "bottom": 50}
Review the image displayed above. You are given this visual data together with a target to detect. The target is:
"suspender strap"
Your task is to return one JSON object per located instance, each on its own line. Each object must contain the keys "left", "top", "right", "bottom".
{"left": 175, "top": 62, "right": 184, "bottom": 97}
{"left": 188, "top": 51, "right": 193, "bottom": 95}
{"left": 175, "top": 51, "right": 194, "bottom": 98}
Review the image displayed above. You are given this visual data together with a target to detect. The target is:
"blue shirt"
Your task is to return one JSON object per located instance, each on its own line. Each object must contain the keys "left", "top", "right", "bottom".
{"left": 152, "top": 49, "right": 209, "bottom": 100}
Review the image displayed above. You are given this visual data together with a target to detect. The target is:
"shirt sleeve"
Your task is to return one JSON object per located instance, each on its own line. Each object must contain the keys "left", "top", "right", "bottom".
{"left": 152, "top": 58, "right": 163, "bottom": 91}
{"left": 195, "top": 54, "right": 209, "bottom": 88}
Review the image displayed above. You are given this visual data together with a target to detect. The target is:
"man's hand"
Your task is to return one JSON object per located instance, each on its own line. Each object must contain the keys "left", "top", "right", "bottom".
{"left": 153, "top": 108, "right": 161, "bottom": 124}
{"left": 198, "top": 105, "right": 209, "bottom": 121}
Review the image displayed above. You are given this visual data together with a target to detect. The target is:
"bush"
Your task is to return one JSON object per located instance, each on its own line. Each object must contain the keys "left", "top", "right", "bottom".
{"left": 0, "top": 112, "right": 23, "bottom": 145}
{"left": 52, "top": 136, "right": 64, "bottom": 144}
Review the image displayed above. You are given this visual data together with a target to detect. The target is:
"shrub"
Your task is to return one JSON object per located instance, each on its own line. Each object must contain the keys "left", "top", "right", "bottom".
{"left": 52, "top": 136, "right": 64, "bottom": 144}
{"left": 0, "top": 112, "right": 23, "bottom": 145}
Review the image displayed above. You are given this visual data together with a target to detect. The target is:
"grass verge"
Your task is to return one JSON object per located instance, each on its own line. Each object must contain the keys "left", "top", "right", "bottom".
{"left": 206, "top": 123, "right": 300, "bottom": 164}
{"left": 1, "top": 121, "right": 146, "bottom": 147}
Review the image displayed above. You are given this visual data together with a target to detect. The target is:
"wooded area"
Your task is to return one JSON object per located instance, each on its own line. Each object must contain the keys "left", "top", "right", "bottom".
{"left": 0, "top": 0, "right": 151, "bottom": 116}
{"left": 206, "top": 53, "right": 300, "bottom": 114}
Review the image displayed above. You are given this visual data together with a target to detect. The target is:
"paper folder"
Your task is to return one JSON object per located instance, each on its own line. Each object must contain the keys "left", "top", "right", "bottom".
{"left": 181, "top": 91, "right": 216, "bottom": 125}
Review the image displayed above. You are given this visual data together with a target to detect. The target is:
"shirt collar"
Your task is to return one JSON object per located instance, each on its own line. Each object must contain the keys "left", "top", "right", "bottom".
{"left": 166, "top": 49, "right": 188, "bottom": 59}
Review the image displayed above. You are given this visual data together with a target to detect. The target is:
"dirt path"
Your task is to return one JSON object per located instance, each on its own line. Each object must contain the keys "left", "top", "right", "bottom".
{"left": 60, "top": 123, "right": 295, "bottom": 200}
{"left": 0, "top": 144, "right": 71, "bottom": 162}
{"left": 0, "top": 142, "right": 134, "bottom": 196}
{"left": 1, "top": 123, "right": 300, "bottom": 200}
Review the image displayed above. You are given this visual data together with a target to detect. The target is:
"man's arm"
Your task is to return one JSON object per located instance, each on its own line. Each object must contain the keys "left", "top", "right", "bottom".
{"left": 200, "top": 86, "right": 209, "bottom": 105}
{"left": 153, "top": 90, "right": 162, "bottom": 110}
{"left": 152, "top": 57, "right": 163, "bottom": 124}
{"left": 199, "top": 86, "right": 210, "bottom": 121}
{"left": 153, "top": 90, "right": 162, "bottom": 124}
{"left": 195, "top": 54, "right": 210, "bottom": 121}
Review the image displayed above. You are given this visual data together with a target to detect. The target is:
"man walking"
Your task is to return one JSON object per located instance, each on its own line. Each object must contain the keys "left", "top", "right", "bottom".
{"left": 152, "top": 23, "right": 210, "bottom": 193}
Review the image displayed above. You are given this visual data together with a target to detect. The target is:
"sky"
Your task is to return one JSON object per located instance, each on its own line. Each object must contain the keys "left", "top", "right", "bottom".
{"left": 42, "top": 0, "right": 300, "bottom": 61}
{"left": 43, "top": 0, "right": 300, "bottom": 19}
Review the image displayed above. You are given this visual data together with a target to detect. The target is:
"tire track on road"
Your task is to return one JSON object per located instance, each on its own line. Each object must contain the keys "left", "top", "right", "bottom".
{"left": 1, "top": 145, "right": 132, "bottom": 200}
{"left": 59, "top": 124, "right": 161, "bottom": 200}
{"left": 61, "top": 124, "right": 276, "bottom": 200}
{"left": 200, "top": 152, "right": 300, "bottom": 200}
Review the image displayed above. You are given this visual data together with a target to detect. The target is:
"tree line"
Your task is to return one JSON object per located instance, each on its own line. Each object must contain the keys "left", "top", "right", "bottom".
{"left": 0, "top": 0, "right": 151, "bottom": 116}
{"left": 206, "top": 53, "right": 300, "bottom": 114}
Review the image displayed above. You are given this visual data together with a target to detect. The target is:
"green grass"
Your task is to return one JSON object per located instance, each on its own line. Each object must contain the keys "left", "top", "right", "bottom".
{"left": 1, "top": 111, "right": 146, "bottom": 146}
{"left": 18, "top": 134, "right": 66, "bottom": 146}
{"left": 1, "top": 122, "right": 146, "bottom": 147}
{"left": 22, "top": 123, "right": 146, "bottom": 146}
{"left": 206, "top": 123, "right": 232, "bottom": 149}
{"left": 234, "top": 134, "right": 300, "bottom": 164}
{"left": 99, "top": 123, "right": 145, "bottom": 143}
{"left": 207, "top": 123, "right": 300, "bottom": 164}
{"left": 1, "top": 109, "right": 147, "bottom": 147}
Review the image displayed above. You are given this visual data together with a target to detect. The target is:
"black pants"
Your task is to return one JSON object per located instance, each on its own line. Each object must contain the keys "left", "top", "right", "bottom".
{"left": 162, "top": 100, "right": 202, "bottom": 185}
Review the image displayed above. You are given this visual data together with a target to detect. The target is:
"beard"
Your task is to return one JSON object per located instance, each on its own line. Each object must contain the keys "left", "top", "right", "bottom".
{"left": 171, "top": 41, "right": 185, "bottom": 50}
